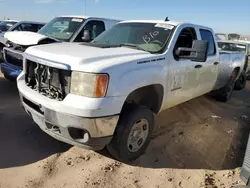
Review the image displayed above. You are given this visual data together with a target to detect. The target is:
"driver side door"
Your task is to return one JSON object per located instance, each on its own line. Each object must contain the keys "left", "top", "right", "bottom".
{"left": 164, "top": 27, "right": 202, "bottom": 108}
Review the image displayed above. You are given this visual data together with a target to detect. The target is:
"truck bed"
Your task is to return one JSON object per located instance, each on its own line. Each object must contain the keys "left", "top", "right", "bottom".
{"left": 214, "top": 51, "right": 245, "bottom": 89}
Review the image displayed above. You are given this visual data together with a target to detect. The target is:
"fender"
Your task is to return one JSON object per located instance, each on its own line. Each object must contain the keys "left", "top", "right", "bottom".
{"left": 107, "top": 59, "right": 165, "bottom": 98}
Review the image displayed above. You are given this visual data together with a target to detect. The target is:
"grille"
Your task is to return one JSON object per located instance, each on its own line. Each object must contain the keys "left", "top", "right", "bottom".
{"left": 4, "top": 49, "right": 23, "bottom": 67}
{"left": 25, "top": 60, "right": 71, "bottom": 101}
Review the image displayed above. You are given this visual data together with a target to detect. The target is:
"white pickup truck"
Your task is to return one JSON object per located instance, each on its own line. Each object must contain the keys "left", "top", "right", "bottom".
{"left": 0, "top": 20, "right": 45, "bottom": 61}
{"left": 1, "top": 15, "right": 120, "bottom": 81}
{"left": 17, "top": 20, "right": 246, "bottom": 161}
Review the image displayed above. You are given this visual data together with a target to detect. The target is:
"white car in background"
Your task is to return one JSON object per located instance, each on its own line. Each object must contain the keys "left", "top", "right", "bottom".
{"left": 1, "top": 15, "right": 121, "bottom": 81}
{"left": 0, "top": 20, "right": 45, "bottom": 61}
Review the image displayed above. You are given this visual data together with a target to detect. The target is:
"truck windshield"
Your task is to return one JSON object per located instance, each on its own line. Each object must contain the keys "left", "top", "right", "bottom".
{"left": 218, "top": 42, "right": 246, "bottom": 52}
{"left": 0, "top": 21, "right": 18, "bottom": 32}
{"left": 91, "top": 22, "right": 174, "bottom": 53}
{"left": 38, "top": 17, "right": 85, "bottom": 41}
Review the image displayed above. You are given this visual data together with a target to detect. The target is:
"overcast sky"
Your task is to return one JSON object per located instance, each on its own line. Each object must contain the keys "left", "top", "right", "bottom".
{"left": 0, "top": 0, "right": 249, "bottom": 34}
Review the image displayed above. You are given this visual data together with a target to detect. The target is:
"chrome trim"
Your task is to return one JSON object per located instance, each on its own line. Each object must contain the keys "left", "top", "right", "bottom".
{"left": 23, "top": 53, "right": 71, "bottom": 70}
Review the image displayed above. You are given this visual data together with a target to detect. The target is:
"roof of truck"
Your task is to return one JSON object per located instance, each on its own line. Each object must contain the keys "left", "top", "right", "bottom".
{"left": 120, "top": 20, "right": 182, "bottom": 26}
{"left": 218, "top": 40, "right": 250, "bottom": 45}
{"left": 59, "top": 15, "right": 121, "bottom": 21}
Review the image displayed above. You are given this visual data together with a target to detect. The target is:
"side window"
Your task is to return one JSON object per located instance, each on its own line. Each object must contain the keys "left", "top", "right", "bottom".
{"left": 74, "top": 20, "right": 105, "bottom": 42}
{"left": 13, "top": 23, "right": 40, "bottom": 32}
{"left": 174, "top": 27, "right": 197, "bottom": 58}
{"left": 200, "top": 29, "right": 216, "bottom": 56}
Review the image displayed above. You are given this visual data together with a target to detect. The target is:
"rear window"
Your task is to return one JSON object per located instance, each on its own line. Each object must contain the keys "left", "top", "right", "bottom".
{"left": 200, "top": 29, "right": 216, "bottom": 56}
{"left": 218, "top": 42, "right": 246, "bottom": 53}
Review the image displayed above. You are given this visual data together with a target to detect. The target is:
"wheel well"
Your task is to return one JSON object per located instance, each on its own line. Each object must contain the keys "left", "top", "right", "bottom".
{"left": 232, "top": 67, "right": 240, "bottom": 81}
{"left": 123, "top": 84, "right": 164, "bottom": 114}
{"left": 38, "top": 38, "right": 57, "bottom": 45}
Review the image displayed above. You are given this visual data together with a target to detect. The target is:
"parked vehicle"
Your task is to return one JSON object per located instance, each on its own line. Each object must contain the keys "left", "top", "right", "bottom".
{"left": 215, "top": 32, "right": 241, "bottom": 41}
{"left": 17, "top": 20, "right": 246, "bottom": 161}
{"left": 1, "top": 15, "right": 120, "bottom": 81}
{"left": 0, "top": 20, "right": 45, "bottom": 63}
{"left": 218, "top": 40, "right": 250, "bottom": 90}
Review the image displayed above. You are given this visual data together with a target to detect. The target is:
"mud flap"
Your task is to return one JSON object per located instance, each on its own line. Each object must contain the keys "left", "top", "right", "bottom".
{"left": 240, "top": 134, "right": 250, "bottom": 186}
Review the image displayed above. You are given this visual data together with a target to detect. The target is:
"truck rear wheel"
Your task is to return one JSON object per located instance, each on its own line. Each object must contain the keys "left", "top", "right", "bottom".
{"left": 216, "top": 79, "right": 235, "bottom": 102}
{"left": 107, "top": 105, "right": 154, "bottom": 162}
{"left": 234, "top": 71, "right": 247, "bottom": 91}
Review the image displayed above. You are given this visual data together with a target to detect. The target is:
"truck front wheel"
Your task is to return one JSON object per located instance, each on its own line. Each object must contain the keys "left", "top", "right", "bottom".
{"left": 107, "top": 105, "right": 155, "bottom": 162}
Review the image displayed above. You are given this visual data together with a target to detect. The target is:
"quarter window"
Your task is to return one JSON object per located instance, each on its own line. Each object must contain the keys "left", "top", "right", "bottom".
{"left": 200, "top": 29, "right": 216, "bottom": 55}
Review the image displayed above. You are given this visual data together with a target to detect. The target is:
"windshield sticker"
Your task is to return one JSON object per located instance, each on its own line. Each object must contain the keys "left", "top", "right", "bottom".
{"left": 71, "top": 18, "right": 83, "bottom": 22}
{"left": 155, "top": 23, "right": 174, "bottom": 30}
{"left": 142, "top": 31, "right": 159, "bottom": 43}
{"left": 6, "top": 23, "right": 13, "bottom": 27}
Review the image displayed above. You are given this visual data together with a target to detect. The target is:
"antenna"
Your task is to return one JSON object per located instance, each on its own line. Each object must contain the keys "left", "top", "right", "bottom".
{"left": 165, "top": 17, "right": 169, "bottom": 21}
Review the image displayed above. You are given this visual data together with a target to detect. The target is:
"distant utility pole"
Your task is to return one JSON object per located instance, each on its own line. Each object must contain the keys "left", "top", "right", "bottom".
{"left": 85, "top": 0, "right": 87, "bottom": 15}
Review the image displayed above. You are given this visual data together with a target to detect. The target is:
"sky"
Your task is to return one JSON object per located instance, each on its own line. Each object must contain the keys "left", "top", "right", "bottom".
{"left": 0, "top": 0, "right": 249, "bottom": 34}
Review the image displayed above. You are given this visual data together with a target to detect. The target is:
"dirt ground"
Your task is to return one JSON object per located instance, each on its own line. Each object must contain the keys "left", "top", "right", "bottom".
{"left": 0, "top": 72, "right": 250, "bottom": 188}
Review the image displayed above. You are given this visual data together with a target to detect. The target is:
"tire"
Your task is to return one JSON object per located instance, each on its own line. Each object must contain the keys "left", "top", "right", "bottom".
{"left": 234, "top": 71, "right": 247, "bottom": 90}
{"left": 215, "top": 79, "right": 235, "bottom": 102}
{"left": 107, "top": 104, "right": 155, "bottom": 162}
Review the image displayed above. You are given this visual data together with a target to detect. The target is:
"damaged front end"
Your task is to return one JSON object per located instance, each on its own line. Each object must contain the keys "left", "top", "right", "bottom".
{"left": 25, "top": 60, "right": 71, "bottom": 101}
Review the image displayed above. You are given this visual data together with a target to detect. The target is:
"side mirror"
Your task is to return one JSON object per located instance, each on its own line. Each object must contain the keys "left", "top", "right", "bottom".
{"left": 81, "top": 29, "right": 91, "bottom": 42}
{"left": 175, "top": 40, "right": 209, "bottom": 62}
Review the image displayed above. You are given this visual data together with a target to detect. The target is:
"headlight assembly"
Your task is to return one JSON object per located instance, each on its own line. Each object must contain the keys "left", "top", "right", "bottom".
{"left": 70, "top": 72, "right": 109, "bottom": 98}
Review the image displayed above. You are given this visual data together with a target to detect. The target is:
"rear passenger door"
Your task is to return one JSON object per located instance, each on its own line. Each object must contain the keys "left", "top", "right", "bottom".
{"left": 197, "top": 29, "right": 218, "bottom": 94}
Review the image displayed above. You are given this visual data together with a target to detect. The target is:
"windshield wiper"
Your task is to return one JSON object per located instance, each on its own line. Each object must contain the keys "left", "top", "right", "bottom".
{"left": 119, "top": 43, "right": 147, "bottom": 52}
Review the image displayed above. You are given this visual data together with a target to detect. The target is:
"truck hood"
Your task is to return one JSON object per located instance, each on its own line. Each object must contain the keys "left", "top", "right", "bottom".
{"left": 24, "top": 43, "right": 154, "bottom": 72}
{"left": 4, "top": 31, "right": 58, "bottom": 45}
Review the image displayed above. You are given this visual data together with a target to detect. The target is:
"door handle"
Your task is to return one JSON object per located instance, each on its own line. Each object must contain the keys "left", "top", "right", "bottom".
{"left": 213, "top": 62, "right": 219, "bottom": 65}
{"left": 194, "top": 65, "right": 202, "bottom": 69}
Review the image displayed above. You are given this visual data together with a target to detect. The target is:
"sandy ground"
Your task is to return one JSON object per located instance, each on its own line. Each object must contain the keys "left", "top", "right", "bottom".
{"left": 0, "top": 72, "right": 250, "bottom": 188}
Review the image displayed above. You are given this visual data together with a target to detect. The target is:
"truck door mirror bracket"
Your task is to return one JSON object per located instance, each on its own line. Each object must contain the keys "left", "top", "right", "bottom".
{"left": 175, "top": 40, "right": 209, "bottom": 62}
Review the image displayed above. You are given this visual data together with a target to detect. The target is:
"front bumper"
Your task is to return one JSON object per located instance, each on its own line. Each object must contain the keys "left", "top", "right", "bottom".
{"left": 20, "top": 94, "right": 119, "bottom": 150}
{"left": 0, "top": 61, "right": 22, "bottom": 79}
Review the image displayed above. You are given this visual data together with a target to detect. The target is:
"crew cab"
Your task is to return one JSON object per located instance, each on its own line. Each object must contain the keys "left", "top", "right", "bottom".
{"left": 17, "top": 20, "right": 246, "bottom": 161}
{"left": 1, "top": 15, "right": 120, "bottom": 81}
{"left": 0, "top": 20, "right": 45, "bottom": 62}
